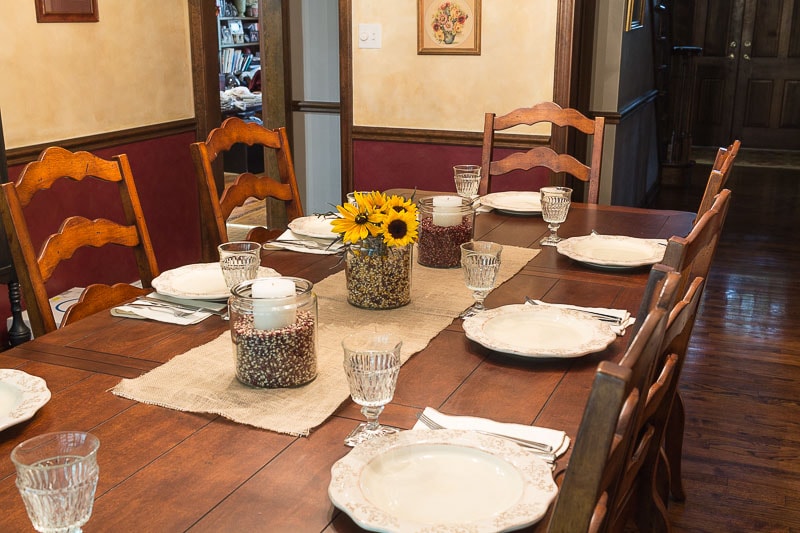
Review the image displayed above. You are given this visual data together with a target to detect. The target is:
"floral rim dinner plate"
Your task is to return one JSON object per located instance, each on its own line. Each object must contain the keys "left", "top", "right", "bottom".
{"left": 0, "top": 369, "right": 51, "bottom": 431}
{"left": 329, "top": 429, "right": 557, "bottom": 532}
{"left": 463, "top": 304, "right": 617, "bottom": 358}
{"left": 151, "top": 263, "right": 278, "bottom": 301}
{"left": 287, "top": 215, "right": 339, "bottom": 239}
{"left": 480, "top": 191, "right": 542, "bottom": 215}
{"left": 556, "top": 234, "right": 667, "bottom": 269}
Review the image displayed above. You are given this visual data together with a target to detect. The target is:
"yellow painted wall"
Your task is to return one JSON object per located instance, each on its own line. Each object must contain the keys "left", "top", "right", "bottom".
{"left": 0, "top": 1, "right": 193, "bottom": 149}
{"left": 352, "top": 0, "right": 557, "bottom": 134}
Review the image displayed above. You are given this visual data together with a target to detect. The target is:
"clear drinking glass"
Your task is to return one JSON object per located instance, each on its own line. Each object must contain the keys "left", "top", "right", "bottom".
{"left": 218, "top": 241, "right": 261, "bottom": 288}
{"left": 460, "top": 241, "right": 503, "bottom": 318}
{"left": 11, "top": 431, "right": 100, "bottom": 533}
{"left": 342, "top": 332, "right": 402, "bottom": 446}
{"left": 540, "top": 186, "right": 573, "bottom": 246}
{"left": 453, "top": 165, "right": 481, "bottom": 200}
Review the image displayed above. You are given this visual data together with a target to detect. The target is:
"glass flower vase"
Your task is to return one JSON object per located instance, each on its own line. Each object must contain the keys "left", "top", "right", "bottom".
{"left": 345, "top": 238, "right": 412, "bottom": 309}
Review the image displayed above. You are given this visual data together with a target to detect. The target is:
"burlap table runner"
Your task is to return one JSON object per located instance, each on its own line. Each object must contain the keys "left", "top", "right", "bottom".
{"left": 112, "top": 245, "right": 539, "bottom": 436}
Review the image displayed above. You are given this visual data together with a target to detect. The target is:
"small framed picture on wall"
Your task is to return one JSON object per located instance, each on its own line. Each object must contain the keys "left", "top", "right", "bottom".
{"left": 35, "top": 0, "right": 99, "bottom": 23}
{"left": 418, "top": 0, "right": 481, "bottom": 55}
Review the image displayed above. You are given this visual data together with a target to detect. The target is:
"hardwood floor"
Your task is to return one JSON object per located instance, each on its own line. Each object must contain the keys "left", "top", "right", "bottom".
{"left": 654, "top": 156, "right": 800, "bottom": 532}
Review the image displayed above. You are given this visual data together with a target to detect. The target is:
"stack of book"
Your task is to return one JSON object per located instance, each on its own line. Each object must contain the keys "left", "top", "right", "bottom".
{"left": 220, "top": 49, "right": 260, "bottom": 75}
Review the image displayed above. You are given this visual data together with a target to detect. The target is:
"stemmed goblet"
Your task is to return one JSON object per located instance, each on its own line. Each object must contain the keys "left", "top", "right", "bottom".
{"left": 453, "top": 164, "right": 481, "bottom": 200}
{"left": 11, "top": 431, "right": 100, "bottom": 533}
{"left": 460, "top": 241, "right": 503, "bottom": 318}
{"left": 539, "top": 186, "right": 573, "bottom": 246}
{"left": 342, "top": 332, "right": 402, "bottom": 446}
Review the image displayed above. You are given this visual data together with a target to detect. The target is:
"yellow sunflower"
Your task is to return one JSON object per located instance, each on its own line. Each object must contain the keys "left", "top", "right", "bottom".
{"left": 381, "top": 207, "right": 418, "bottom": 247}
{"left": 382, "top": 195, "right": 417, "bottom": 219}
{"left": 353, "top": 191, "right": 386, "bottom": 213}
{"left": 332, "top": 201, "right": 382, "bottom": 244}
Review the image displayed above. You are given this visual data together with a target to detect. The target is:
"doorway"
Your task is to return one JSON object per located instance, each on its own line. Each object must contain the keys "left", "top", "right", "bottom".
{"left": 288, "top": 0, "right": 342, "bottom": 214}
{"left": 679, "top": 0, "right": 800, "bottom": 149}
{"left": 189, "top": 0, "right": 342, "bottom": 214}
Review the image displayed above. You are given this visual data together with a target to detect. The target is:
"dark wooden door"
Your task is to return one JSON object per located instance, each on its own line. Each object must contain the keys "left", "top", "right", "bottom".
{"left": 688, "top": 0, "right": 800, "bottom": 149}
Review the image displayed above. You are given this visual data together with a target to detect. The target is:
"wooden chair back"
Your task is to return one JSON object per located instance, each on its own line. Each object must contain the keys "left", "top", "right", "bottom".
{"left": 635, "top": 275, "right": 705, "bottom": 516}
{"left": 712, "top": 139, "right": 741, "bottom": 177}
{"left": 696, "top": 140, "right": 740, "bottom": 222}
{"left": 548, "top": 269, "right": 678, "bottom": 532}
{"left": 600, "top": 268, "right": 680, "bottom": 532}
{"left": 627, "top": 191, "right": 732, "bottom": 513}
{"left": 190, "top": 117, "right": 303, "bottom": 262}
{"left": 663, "top": 188, "right": 731, "bottom": 295}
{"left": 547, "top": 361, "right": 632, "bottom": 533}
{"left": 0, "top": 146, "right": 159, "bottom": 337}
{"left": 480, "top": 102, "right": 605, "bottom": 203}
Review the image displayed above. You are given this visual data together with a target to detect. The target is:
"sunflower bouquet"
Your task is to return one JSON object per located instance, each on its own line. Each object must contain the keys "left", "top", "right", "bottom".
{"left": 333, "top": 191, "right": 418, "bottom": 309}
{"left": 331, "top": 191, "right": 419, "bottom": 252}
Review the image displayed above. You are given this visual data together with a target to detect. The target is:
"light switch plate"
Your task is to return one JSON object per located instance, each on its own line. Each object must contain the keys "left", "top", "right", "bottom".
{"left": 358, "top": 23, "right": 381, "bottom": 49}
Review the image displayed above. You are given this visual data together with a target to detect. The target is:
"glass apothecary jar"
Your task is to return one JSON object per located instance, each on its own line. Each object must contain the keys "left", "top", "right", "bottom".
{"left": 229, "top": 277, "right": 317, "bottom": 388}
{"left": 417, "top": 196, "right": 476, "bottom": 268}
{"left": 345, "top": 238, "right": 413, "bottom": 309}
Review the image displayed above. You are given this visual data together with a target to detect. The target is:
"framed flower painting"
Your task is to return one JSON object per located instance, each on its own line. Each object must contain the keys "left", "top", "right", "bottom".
{"left": 417, "top": 0, "right": 481, "bottom": 55}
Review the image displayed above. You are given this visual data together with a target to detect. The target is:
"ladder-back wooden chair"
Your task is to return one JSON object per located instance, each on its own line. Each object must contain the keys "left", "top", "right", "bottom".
{"left": 696, "top": 140, "right": 740, "bottom": 222}
{"left": 652, "top": 188, "right": 731, "bottom": 501}
{"left": 600, "top": 269, "right": 680, "bottom": 532}
{"left": 548, "top": 268, "right": 678, "bottom": 532}
{"left": 546, "top": 361, "right": 632, "bottom": 533}
{"left": 664, "top": 188, "right": 731, "bottom": 297}
{"left": 0, "top": 147, "right": 160, "bottom": 337}
{"left": 190, "top": 117, "right": 303, "bottom": 262}
{"left": 633, "top": 275, "right": 705, "bottom": 526}
{"left": 480, "top": 102, "right": 605, "bottom": 203}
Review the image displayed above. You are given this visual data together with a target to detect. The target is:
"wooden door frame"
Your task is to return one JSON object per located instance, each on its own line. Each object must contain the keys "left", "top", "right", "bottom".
{"left": 189, "top": 0, "right": 291, "bottom": 193}
{"left": 190, "top": 0, "right": 292, "bottom": 141}
{"left": 190, "top": 0, "right": 584, "bottom": 196}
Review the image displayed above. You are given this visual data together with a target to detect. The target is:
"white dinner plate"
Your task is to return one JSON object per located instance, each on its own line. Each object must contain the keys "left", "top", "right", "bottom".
{"left": 329, "top": 429, "right": 557, "bottom": 532}
{"left": 287, "top": 215, "right": 340, "bottom": 239}
{"left": 480, "top": 191, "right": 542, "bottom": 215}
{"left": 463, "top": 304, "right": 617, "bottom": 358}
{"left": 0, "top": 369, "right": 51, "bottom": 431}
{"left": 556, "top": 234, "right": 667, "bottom": 269}
{"left": 151, "top": 263, "right": 278, "bottom": 301}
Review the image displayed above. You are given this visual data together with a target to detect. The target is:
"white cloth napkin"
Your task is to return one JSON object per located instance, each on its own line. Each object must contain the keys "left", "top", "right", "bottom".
{"left": 265, "top": 229, "right": 344, "bottom": 255}
{"left": 475, "top": 202, "right": 493, "bottom": 214}
{"left": 111, "top": 301, "right": 212, "bottom": 325}
{"left": 412, "top": 407, "right": 570, "bottom": 457}
{"left": 526, "top": 299, "right": 634, "bottom": 336}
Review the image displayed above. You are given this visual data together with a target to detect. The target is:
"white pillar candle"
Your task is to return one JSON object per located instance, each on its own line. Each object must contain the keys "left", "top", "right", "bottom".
{"left": 251, "top": 278, "right": 296, "bottom": 330}
{"left": 432, "top": 195, "right": 463, "bottom": 227}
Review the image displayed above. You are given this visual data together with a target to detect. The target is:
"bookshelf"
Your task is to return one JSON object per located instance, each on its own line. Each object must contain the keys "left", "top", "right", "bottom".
{"left": 217, "top": 14, "right": 261, "bottom": 88}
{"left": 216, "top": 3, "right": 264, "bottom": 173}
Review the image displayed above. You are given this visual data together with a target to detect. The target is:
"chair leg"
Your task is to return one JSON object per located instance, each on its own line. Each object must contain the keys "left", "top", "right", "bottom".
{"left": 665, "top": 391, "right": 687, "bottom": 501}
{"left": 634, "top": 452, "right": 672, "bottom": 533}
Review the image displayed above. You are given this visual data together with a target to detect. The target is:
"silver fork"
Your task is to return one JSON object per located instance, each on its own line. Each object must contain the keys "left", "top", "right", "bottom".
{"left": 125, "top": 302, "right": 195, "bottom": 318}
{"left": 417, "top": 413, "right": 557, "bottom": 461}
{"left": 264, "top": 239, "right": 325, "bottom": 249}
{"left": 524, "top": 297, "right": 624, "bottom": 325}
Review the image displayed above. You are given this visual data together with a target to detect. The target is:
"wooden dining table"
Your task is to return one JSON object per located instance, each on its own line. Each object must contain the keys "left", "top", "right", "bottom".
{"left": 0, "top": 200, "right": 694, "bottom": 532}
